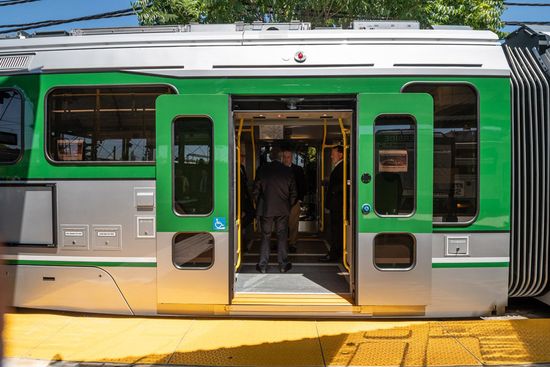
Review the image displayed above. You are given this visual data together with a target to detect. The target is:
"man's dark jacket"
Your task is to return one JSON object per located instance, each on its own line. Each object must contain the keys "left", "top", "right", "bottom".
{"left": 326, "top": 161, "right": 345, "bottom": 212}
{"left": 253, "top": 160, "right": 297, "bottom": 217}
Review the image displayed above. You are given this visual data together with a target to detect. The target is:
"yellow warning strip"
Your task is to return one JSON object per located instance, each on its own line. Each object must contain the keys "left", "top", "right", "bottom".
{"left": 4, "top": 312, "right": 550, "bottom": 366}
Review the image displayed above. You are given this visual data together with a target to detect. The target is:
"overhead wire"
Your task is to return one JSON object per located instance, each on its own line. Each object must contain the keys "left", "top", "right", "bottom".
{"left": 0, "top": 0, "right": 39, "bottom": 7}
{"left": 0, "top": 7, "right": 141, "bottom": 34}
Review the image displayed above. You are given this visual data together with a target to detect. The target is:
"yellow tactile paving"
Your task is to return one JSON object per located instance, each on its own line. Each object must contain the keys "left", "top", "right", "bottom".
{"left": 169, "top": 319, "right": 323, "bottom": 366}
{"left": 3, "top": 312, "right": 550, "bottom": 367}
{"left": 439, "top": 319, "right": 550, "bottom": 365}
{"left": 316, "top": 321, "right": 481, "bottom": 366}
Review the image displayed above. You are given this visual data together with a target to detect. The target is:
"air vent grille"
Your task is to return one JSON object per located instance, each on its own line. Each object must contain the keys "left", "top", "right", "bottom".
{"left": 0, "top": 55, "right": 32, "bottom": 71}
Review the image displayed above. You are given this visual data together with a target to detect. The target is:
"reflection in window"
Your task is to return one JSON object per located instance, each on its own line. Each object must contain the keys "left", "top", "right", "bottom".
{"left": 374, "top": 115, "right": 416, "bottom": 216}
{"left": 403, "top": 84, "right": 478, "bottom": 223}
{"left": 173, "top": 232, "right": 214, "bottom": 268}
{"left": 47, "top": 86, "right": 174, "bottom": 162}
{"left": 0, "top": 90, "right": 23, "bottom": 163}
{"left": 374, "top": 233, "right": 415, "bottom": 270}
{"left": 173, "top": 117, "right": 213, "bottom": 215}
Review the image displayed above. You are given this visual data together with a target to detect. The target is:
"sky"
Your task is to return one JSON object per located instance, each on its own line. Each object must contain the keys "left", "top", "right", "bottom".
{"left": 0, "top": 0, "right": 549, "bottom": 35}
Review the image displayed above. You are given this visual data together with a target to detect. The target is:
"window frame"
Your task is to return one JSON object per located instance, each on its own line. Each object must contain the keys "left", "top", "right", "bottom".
{"left": 401, "top": 81, "right": 480, "bottom": 227}
{"left": 44, "top": 84, "right": 177, "bottom": 166}
{"left": 373, "top": 232, "right": 417, "bottom": 271}
{"left": 0, "top": 88, "right": 24, "bottom": 165}
{"left": 172, "top": 232, "right": 215, "bottom": 270}
{"left": 373, "top": 113, "right": 417, "bottom": 219}
{"left": 171, "top": 115, "right": 215, "bottom": 218}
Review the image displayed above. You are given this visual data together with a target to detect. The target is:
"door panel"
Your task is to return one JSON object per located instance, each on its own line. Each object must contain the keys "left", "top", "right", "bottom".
{"left": 356, "top": 93, "right": 433, "bottom": 306}
{"left": 155, "top": 94, "right": 230, "bottom": 306}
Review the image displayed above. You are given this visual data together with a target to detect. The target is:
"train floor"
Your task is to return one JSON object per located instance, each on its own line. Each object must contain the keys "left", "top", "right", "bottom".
{"left": 237, "top": 237, "right": 351, "bottom": 295}
{"left": 4, "top": 307, "right": 550, "bottom": 367}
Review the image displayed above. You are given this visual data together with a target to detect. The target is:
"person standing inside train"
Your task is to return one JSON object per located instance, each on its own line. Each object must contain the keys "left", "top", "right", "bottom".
{"left": 282, "top": 148, "right": 306, "bottom": 253}
{"left": 321, "top": 145, "right": 346, "bottom": 263}
{"left": 253, "top": 146, "right": 297, "bottom": 273}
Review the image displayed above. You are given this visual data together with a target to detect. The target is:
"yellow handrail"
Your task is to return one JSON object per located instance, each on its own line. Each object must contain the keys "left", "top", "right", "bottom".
{"left": 235, "top": 117, "right": 244, "bottom": 271}
{"left": 338, "top": 117, "right": 351, "bottom": 272}
{"left": 250, "top": 123, "right": 257, "bottom": 232}
{"left": 320, "top": 120, "right": 327, "bottom": 232}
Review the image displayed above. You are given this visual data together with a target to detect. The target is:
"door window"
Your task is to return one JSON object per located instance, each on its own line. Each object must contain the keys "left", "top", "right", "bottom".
{"left": 374, "top": 115, "right": 416, "bottom": 216}
{"left": 173, "top": 116, "right": 213, "bottom": 215}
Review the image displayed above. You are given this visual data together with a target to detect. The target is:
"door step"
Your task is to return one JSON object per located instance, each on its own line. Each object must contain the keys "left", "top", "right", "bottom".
{"left": 229, "top": 292, "right": 358, "bottom": 315}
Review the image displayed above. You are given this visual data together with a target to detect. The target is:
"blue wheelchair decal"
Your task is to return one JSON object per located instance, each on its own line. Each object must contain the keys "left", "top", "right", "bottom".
{"left": 213, "top": 217, "right": 226, "bottom": 231}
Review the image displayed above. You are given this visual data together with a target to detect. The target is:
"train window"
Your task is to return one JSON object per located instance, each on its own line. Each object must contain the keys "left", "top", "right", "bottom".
{"left": 46, "top": 85, "right": 175, "bottom": 163}
{"left": 173, "top": 116, "right": 213, "bottom": 215}
{"left": 403, "top": 83, "right": 478, "bottom": 224}
{"left": 374, "top": 233, "right": 415, "bottom": 270}
{"left": 0, "top": 89, "right": 23, "bottom": 164}
{"left": 173, "top": 232, "right": 214, "bottom": 268}
{"left": 374, "top": 115, "right": 416, "bottom": 216}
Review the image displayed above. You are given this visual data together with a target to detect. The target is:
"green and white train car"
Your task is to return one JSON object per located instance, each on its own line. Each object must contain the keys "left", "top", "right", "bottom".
{"left": 0, "top": 22, "right": 547, "bottom": 317}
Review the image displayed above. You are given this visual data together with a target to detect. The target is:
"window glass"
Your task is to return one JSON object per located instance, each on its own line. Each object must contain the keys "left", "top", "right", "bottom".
{"left": 374, "top": 233, "right": 415, "bottom": 270}
{"left": 374, "top": 115, "right": 416, "bottom": 216}
{"left": 0, "top": 89, "right": 23, "bottom": 163}
{"left": 173, "top": 232, "right": 214, "bottom": 268}
{"left": 173, "top": 117, "right": 213, "bottom": 215}
{"left": 403, "top": 84, "right": 478, "bottom": 223}
{"left": 47, "top": 85, "right": 174, "bottom": 162}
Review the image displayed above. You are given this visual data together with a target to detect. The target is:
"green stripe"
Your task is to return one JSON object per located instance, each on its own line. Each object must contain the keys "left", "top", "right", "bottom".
{"left": 5, "top": 260, "right": 157, "bottom": 267}
{"left": 432, "top": 262, "right": 509, "bottom": 268}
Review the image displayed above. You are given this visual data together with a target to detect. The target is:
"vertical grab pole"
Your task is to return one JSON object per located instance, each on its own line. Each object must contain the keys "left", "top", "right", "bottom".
{"left": 250, "top": 123, "right": 257, "bottom": 232}
{"left": 320, "top": 120, "right": 327, "bottom": 232}
{"left": 235, "top": 117, "right": 244, "bottom": 271}
{"left": 338, "top": 117, "right": 351, "bottom": 272}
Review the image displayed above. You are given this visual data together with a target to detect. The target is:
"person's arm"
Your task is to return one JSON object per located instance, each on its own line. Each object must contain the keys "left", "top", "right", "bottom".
{"left": 252, "top": 176, "right": 261, "bottom": 204}
{"left": 289, "top": 174, "right": 298, "bottom": 207}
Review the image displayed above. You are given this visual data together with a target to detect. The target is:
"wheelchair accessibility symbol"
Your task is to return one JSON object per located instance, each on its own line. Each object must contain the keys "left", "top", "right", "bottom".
{"left": 213, "top": 217, "right": 226, "bottom": 231}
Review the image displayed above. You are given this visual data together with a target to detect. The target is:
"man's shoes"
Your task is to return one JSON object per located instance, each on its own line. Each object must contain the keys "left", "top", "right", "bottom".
{"left": 279, "top": 262, "right": 292, "bottom": 273}
{"left": 288, "top": 244, "right": 297, "bottom": 253}
{"left": 319, "top": 254, "right": 337, "bottom": 263}
{"left": 256, "top": 264, "right": 267, "bottom": 274}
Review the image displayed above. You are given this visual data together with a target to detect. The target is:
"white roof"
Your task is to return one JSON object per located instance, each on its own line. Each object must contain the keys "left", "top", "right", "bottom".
{"left": 0, "top": 27, "right": 510, "bottom": 77}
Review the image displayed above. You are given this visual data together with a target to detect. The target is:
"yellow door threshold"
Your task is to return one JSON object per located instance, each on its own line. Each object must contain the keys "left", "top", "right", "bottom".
{"left": 228, "top": 292, "right": 358, "bottom": 315}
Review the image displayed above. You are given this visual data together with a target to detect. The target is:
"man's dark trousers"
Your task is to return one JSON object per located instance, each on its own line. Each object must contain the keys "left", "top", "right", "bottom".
{"left": 259, "top": 215, "right": 290, "bottom": 267}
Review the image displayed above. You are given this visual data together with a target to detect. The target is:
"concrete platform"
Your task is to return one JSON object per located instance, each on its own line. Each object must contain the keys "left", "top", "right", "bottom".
{"left": 3, "top": 312, "right": 550, "bottom": 367}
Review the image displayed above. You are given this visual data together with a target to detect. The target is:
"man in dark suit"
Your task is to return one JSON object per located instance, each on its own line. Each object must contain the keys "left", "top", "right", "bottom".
{"left": 321, "top": 145, "right": 346, "bottom": 262}
{"left": 253, "top": 146, "right": 297, "bottom": 273}
{"left": 282, "top": 148, "right": 306, "bottom": 253}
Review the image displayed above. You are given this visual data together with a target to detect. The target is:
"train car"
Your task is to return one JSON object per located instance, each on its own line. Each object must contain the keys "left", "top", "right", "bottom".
{"left": 0, "top": 21, "right": 545, "bottom": 317}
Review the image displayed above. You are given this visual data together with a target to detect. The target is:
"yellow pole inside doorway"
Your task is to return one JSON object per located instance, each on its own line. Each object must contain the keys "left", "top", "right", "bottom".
{"left": 338, "top": 117, "right": 351, "bottom": 272}
{"left": 320, "top": 119, "right": 327, "bottom": 232}
{"left": 235, "top": 117, "right": 244, "bottom": 271}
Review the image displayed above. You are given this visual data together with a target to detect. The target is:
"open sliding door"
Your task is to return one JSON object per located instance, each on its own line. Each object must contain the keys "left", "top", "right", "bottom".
{"left": 356, "top": 93, "right": 433, "bottom": 312}
{"left": 155, "top": 94, "right": 230, "bottom": 310}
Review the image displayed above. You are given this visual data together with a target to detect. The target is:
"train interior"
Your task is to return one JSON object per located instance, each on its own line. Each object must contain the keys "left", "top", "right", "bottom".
{"left": 232, "top": 96, "right": 355, "bottom": 302}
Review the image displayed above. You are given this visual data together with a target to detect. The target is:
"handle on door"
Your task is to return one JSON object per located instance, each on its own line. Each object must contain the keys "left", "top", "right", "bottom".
{"left": 361, "top": 203, "right": 372, "bottom": 215}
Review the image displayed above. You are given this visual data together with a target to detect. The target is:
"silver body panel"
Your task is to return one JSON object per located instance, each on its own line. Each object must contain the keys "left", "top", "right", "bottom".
{"left": 1, "top": 180, "right": 157, "bottom": 314}
{"left": 0, "top": 178, "right": 511, "bottom": 316}
{"left": 427, "top": 233, "right": 510, "bottom": 316}
{"left": 156, "top": 232, "right": 229, "bottom": 306}
{"left": 2, "top": 265, "right": 132, "bottom": 315}
{"left": 357, "top": 233, "right": 432, "bottom": 306}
